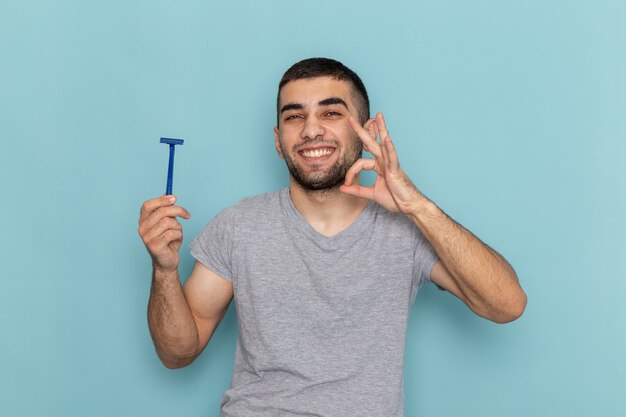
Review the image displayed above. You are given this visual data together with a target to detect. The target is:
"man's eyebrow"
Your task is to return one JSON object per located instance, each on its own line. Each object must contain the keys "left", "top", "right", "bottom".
{"left": 280, "top": 103, "right": 304, "bottom": 114}
{"left": 319, "top": 97, "right": 348, "bottom": 109}
{"left": 279, "top": 97, "right": 348, "bottom": 115}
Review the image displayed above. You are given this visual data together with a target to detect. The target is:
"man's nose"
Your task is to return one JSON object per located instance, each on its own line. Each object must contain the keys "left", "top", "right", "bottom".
{"left": 301, "top": 115, "right": 325, "bottom": 141}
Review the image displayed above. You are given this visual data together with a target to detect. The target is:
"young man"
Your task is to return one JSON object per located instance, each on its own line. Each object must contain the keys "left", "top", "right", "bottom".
{"left": 138, "top": 58, "right": 527, "bottom": 416}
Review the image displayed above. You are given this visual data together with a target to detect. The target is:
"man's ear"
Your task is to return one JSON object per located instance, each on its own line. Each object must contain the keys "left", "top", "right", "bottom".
{"left": 274, "top": 127, "right": 284, "bottom": 159}
{"left": 363, "top": 117, "right": 378, "bottom": 139}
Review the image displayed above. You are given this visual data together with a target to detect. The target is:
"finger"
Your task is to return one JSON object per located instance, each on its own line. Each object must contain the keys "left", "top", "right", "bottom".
{"left": 383, "top": 134, "right": 400, "bottom": 174}
{"left": 339, "top": 183, "right": 375, "bottom": 201}
{"left": 367, "top": 119, "right": 378, "bottom": 143}
{"left": 375, "top": 112, "right": 401, "bottom": 174}
{"left": 375, "top": 112, "right": 391, "bottom": 144}
{"left": 344, "top": 158, "right": 378, "bottom": 186}
{"left": 142, "top": 221, "right": 183, "bottom": 253}
{"left": 140, "top": 195, "right": 176, "bottom": 222}
{"left": 139, "top": 205, "right": 190, "bottom": 236}
{"left": 380, "top": 130, "right": 390, "bottom": 172}
{"left": 141, "top": 217, "right": 182, "bottom": 244}
{"left": 349, "top": 116, "right": 384, "bottom": 161}
{"left": 148, "top": 229, "right": 184, "bottom": 255}
{"left": 163, "top": 229, "right": 183, "bottom": 246}
{"left": 142, "top": 206, "right": 190, "bottom": 233}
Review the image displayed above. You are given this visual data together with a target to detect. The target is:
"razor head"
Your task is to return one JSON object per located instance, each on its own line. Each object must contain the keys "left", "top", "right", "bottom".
{"left": 160, "top": 137, "right": 184, "bottom": 145}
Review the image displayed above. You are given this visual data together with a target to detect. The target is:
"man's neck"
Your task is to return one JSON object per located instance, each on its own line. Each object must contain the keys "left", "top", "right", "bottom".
{"left": 289, "top": 179, "right": 369, "bottom": 237}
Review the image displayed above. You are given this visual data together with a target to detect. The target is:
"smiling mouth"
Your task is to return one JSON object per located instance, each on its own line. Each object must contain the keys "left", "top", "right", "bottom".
{"left": 298, "top": 147, "right": 336, "bottom": 159}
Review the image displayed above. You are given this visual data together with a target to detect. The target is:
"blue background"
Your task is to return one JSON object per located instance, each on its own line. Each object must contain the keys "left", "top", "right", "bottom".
{"left": 1, "top": 1, "right": 625, "bottom": 416}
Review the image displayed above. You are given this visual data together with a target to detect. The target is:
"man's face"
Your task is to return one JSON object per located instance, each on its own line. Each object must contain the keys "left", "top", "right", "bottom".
{"left": 274, "top": 77, "right": 365, "bottom": 191}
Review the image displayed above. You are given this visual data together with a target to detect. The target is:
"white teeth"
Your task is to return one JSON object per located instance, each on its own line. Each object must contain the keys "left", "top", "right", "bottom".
{"left": 302, "top": 148, "right": 333, "bottom": 158}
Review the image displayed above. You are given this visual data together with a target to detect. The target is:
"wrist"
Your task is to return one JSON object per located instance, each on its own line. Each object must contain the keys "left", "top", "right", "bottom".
{"left": 152, "top": 263, "right": 180, "bottom": 281}
{"left": 406, "top": 196, "right": 438, "bottom": 224}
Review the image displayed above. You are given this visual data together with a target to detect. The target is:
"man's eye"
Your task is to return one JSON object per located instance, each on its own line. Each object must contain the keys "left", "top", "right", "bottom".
{"left": 285, "top": 114, "right": 301, "bottom": 121}
{"left": 324, "top": 111, "right": 341, "bottom": 118}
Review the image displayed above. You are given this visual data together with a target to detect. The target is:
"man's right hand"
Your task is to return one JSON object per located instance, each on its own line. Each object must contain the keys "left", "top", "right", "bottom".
{"left": 138, "top": 195, "right": 191, "bottom": 272}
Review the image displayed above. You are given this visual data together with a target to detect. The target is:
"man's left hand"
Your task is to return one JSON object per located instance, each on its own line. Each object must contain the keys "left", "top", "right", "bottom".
{"left": 340, "top": 112, "right": 426, "bottom": 214}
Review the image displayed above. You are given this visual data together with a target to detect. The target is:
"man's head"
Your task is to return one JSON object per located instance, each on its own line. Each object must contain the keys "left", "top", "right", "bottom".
{"left": 274, "top": 58, "right": 371, "bottom": 191}
{"left": 276, "top": 58, "right": 370, "bottom": 126}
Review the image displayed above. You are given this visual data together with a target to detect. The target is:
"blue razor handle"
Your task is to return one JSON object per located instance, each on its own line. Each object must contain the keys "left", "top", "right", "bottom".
{"left": 160, "top": 137, "right": 184, "bottom": 195}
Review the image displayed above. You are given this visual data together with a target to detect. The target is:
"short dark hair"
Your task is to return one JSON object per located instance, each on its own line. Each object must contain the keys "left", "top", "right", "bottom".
{"left": 277, "top": 57, "right": 370, "bottom": 125}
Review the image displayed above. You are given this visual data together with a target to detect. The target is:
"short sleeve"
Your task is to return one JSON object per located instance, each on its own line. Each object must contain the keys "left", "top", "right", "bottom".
{"left": 189, "top": 207, "right": 236, "bottom": 282}
{"left": 413, "top": 228, "right": 439, "bottom": 290}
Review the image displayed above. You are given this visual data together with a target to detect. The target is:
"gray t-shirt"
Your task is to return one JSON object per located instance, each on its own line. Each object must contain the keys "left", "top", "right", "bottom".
{"left": 190, "top": 188, "right": 438, "bottom": 417}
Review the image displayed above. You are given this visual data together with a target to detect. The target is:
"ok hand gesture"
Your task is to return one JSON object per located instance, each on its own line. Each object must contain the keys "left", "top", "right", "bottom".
{"left": 339, "top": 113, "right": 426, "bottom": 215}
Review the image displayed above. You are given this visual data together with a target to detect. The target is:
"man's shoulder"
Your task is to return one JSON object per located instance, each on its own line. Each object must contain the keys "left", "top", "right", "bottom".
{"left": 230, "top": 188, "right": 284, "bottom": 211}
{"left": 372, "top": 202, "right": 413, "bottom": 226}
{"left": 369, "top": 202, "right": 423, "bottom": 239}
{"left": 217, "top": 188, "right": 284, "bottom": 222}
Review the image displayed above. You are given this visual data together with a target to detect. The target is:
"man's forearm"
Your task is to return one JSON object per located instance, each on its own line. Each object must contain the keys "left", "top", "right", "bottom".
{"left": 148, "top": 267, "right": 199, "bottom": 368}
{"left": 409, "top": 196, "right": 526, "bottom": 322}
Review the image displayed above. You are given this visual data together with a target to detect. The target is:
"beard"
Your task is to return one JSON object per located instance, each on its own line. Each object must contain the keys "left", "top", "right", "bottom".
{"left": 281, "top": 136, "right": 363, "bottom": 191}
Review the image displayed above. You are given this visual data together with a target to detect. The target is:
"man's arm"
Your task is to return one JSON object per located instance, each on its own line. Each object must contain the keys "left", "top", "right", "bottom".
{"left": 147, "top": 263, "right": 233, "bottom": 368}
{"left": 340, "top": 113, "right": 526, "bottom": 323}
{"left": 409, "top": 202, "right": 525, "bottom": 323}
{"left": 139, "top": 196, "right": 233, "bottom": 368}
